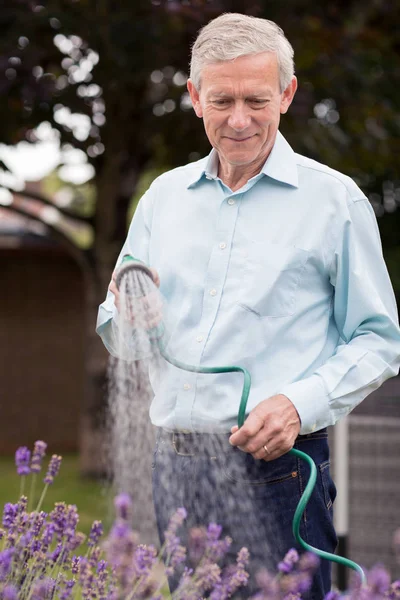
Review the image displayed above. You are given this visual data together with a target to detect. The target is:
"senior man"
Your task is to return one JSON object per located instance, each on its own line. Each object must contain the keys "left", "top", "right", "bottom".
{"left": 97, "top": 13, "right": 400, "bottom": 598}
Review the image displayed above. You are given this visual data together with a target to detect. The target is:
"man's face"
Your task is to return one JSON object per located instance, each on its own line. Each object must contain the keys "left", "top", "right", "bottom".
{"left": 187, "top": 52, "right": 297, "bottom": 170}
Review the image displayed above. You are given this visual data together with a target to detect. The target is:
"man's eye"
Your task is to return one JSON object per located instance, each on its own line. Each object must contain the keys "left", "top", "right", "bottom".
{"left": 212, "top": 99, "right": 230, "bottom": 106}
{"left": 249, "top": 99, "right": 268, "bottom": 107}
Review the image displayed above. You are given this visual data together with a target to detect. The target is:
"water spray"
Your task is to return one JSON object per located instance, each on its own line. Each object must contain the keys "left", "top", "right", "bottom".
{"left": 115, "top": 254, "right": 366, "bottom": 586}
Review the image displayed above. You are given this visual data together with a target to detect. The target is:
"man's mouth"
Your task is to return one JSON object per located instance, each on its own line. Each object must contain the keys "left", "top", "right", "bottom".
{"left": 224, "top": 135, "right": 254, "bottom": 143}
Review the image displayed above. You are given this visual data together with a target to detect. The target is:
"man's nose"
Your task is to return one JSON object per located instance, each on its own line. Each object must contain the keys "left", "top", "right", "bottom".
{"left": 227, "top": 103, "right": 251, "bottom": 131}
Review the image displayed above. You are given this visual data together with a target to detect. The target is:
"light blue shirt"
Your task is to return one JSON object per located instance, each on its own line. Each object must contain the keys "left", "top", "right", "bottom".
{"left": 97, "top": 132, "right": 400, "bottom": 435}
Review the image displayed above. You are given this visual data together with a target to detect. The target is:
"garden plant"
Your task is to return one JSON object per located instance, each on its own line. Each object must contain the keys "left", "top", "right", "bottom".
{"left": 1, "top": 441, "right": 400, "bottom": 599}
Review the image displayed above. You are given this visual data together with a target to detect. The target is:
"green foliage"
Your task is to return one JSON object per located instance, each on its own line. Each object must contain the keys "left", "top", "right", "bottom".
{"left": 0, "top": 0, "right": 399, "bottom": 274}
{"left": 42, "top": 170, "right": 96, "bottom": 218}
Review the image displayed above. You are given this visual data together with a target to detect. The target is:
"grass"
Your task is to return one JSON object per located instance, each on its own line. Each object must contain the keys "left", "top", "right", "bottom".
{"left": 0, "top": 454, "right": 114, "bottom": 537}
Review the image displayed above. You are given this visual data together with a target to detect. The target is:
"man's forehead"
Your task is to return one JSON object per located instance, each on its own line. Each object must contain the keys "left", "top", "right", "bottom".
{"left": 198, "top": 53, "right": 280, "bottom": 91}
{"left": 206, "top": 85, "right": 275, "bottom": 97}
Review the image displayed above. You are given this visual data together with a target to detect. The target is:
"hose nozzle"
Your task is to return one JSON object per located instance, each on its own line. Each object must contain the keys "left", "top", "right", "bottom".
{"left": 115, "top": 254, "right": 154, "bottom": 291}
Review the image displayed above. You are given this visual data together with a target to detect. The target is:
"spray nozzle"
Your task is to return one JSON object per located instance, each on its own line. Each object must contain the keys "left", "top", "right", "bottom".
{"left": 115, "top": 254, "right": 155, "bottom": 291}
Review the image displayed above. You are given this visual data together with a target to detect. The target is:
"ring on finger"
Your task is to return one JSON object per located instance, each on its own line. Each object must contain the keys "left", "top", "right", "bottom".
{"left": 263, "top": 444, "right": 270, "bottom": 456}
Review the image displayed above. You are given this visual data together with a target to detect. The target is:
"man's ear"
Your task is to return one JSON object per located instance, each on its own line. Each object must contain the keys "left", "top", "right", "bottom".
{"left": 187, "top": 79, "right": 203, "bottom": 118}
{"left": 280, "top": 76, "right": 298, "bottom": 115}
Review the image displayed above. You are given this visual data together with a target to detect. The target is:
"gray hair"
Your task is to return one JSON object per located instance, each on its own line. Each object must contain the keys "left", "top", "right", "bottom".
{"left": 190, "top": 13, "right": 295, "bottom": 93}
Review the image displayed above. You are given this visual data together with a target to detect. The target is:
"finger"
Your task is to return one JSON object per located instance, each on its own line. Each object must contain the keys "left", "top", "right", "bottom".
{"left": 229, "top": 412, "right": 264, "bottom": 446}
{"left": 230, "top": 425, "right": 239, "bottom": 434}
{"left": 252, "top": 442, "right": 274, "bottom": 461}
{"left": 108, "top": 282, "right": 120, "bottom": 312}
{"left": 234, "top": 426, "right": 272, "bottom": 455}
{"left": 149, "top": 268, "right": 160, "bottom": 288}
{"left": 109, "top": 279, "right": 118, "bottom": 295}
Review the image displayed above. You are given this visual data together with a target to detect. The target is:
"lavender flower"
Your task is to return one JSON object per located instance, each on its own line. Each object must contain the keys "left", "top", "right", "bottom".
{"left": 193, "top": 560, "right": 222, "bottom": 593}
{"left": 30, "top": 511, "right": 47, "bottom": 537}
{"left": 2, "top": 584, "right": 18, "bottom": 600}
{"left": 324, "top": 591, "right": 342, "bottom": 600}
{"left": 210, "top": 547, "right": 250, "bottom": 600}
{"left": 278, "top": 548, "right": 300, "bottom": 574}
{"left": 15, "top": 446, "right": 31, "bottom": 476}
{"left": 41, "top": 522, "right": 55, "bottom": 549}
{"left": 31, "top": 577, "right": 56, "bottom": 599}
{"left": 2, "top": 504, "right": 17, "bottom": 530}
{"left": 43, "top": 455, "right": 62, "bottom": 484}
{"left": 298, "top": 551, "right": 320, "bottom": 573}
{"left": 69, "top": 531, "right": 86, "bottom": 552}
{"left": 166, "top": 507, "right": 187, "bottom": 534}
{"left": 71, "top": 555, "right": 80, "bottom": 575}
{"left": 188, "top": 526, "right": 207, "bottom": 563}
{"left": 133, "top": 544, "right": 157, "bottom": 576}
{"left": 114, "top": 492, "right": 132, "bottom": 520}
{"left": 50, "top": 503, "right": 68, "bottom": 538}
{"left": 388, "top": 580, "right": 400, "bottom": 599}
{"left": 30, "top": 440, "right": 47, "bottom": 473}
{"left": 163, "top": 507, "right": 188, "bottom": 570}
{"left": 59, "top": 580, "right": 75, "bottom": 600}
{"left": 88, "top": 520, "right": 103, "bottom": 547}
{"left": 367, "top": 564, "right": 391, "bottom": 594}
{"left": 17, "top": 496, "right": 27, "bottom": 514}
{"left": 204, "top": 522, "right": 232, "bottom": 562}
{"left": 64, "top": 504, "right": 79, "bottom": 544}
{"left": 0, "top": 548, "right": 15, "bottom": 579}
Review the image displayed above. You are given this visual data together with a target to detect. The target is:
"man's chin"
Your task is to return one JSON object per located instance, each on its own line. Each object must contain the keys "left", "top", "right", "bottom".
{"left": 222, "top": 154, "right": 259, "bottom": 167}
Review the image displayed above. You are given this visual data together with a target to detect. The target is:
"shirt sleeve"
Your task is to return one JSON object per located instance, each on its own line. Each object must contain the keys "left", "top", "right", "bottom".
{"left": 96, "top": 186, "right": 154, "bottom": 358}
{"left": 280, "top": 197, "right": 400, "bottom": 434}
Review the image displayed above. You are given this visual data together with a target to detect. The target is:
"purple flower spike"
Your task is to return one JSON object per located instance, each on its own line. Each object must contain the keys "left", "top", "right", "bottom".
{"left": 188, "top": 526, "right": 207, "bottom": 563}
{"left": 30, "top": 440, "right": 47, "bottom": 473}
{"left": 368, "top": 564, "right": 391, "bottom": 594}
{"left": 298, "top": 551, "right": 320, "bottom": 573}
{"left": 15, "top": 446, "right": 31, "bottom": 476}
{"left": 44, "top": 454, "right": 62, "bottom": 485}
{"left": 0, "top": 548, "right": 15, "bottom": 579}
{"left": 207, "top": 522, "right": 223, "bottom": 541}
{"left": 31, "top": 577, "right": 56, "bottom": 600}
{"left": 2, "top": 584, "right": 18, "bottom": 600}
{"left": 114, "top": 493, "right": 132, "bottom": 520}
{"left": 278, "top": 548, "right": 300, "bottom": 574}
{"left": 88, "top": 520, "right": 103, "bottom": 547}
{"left": 2, "top": 503, "right": 18, "bottom": 530}
{"left": 324, "top": 591, "right": 342, "bottom": 600}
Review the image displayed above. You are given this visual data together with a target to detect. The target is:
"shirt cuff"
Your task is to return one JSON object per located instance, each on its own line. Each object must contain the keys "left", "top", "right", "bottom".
{"left": 280, "top": 376, "right": 331, "bottom": 435}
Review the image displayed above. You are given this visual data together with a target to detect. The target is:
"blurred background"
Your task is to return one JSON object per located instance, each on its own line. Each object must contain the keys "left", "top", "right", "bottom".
{"left": 0, "top": 0, "right": 399, "bottom": 585}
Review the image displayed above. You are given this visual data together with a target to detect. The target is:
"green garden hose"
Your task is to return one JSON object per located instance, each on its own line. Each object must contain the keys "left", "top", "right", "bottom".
{"left": 117, "top": 255, "right": 366, "bottom": 586}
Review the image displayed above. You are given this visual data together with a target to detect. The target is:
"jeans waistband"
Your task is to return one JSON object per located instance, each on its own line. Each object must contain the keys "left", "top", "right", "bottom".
{"left": 159, "top": 428, "right": 327, "bottom": 457}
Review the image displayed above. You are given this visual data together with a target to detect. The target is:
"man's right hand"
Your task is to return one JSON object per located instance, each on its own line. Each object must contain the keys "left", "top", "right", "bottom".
{"left": 108, "top": 267, "right": 161, "bottom": 327}
{"left": 108, "top": 267, "right": 160, "bottom": 312}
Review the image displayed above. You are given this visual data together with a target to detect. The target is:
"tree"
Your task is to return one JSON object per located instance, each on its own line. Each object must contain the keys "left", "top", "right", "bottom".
{"left": 1, "top": 0, "right": 230, "bottom": 471}
{"left": 1, "top": 0, "right": 399, "bottom": 470}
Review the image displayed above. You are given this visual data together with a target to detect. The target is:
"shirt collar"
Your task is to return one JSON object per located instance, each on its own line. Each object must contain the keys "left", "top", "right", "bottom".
{"left": 187, "top": 131, "right": 299, "bottom": 189}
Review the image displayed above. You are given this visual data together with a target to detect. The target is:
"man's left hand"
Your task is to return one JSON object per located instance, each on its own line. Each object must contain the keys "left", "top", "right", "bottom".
{"left": 229, "top": 394, "right": 301, "bottom": 461}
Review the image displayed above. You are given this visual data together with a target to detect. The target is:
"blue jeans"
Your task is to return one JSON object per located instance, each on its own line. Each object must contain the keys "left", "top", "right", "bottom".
{"left": 152, "top": 428, "right": 337, "bottom": 599}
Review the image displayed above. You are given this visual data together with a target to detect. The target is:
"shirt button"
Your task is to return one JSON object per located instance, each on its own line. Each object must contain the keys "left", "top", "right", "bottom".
{"left": 219, "top": 242, "right": 227, "bottom": 250}
{"left": 196, "top": 335, "right": 204, "bottom": 342}
{"left": 183, "top": 383, "right": 191, "bottom": 391}
{"left": 227, "top": 199, "right": 235, "bottom": 205}
{"left": 209, "top": 288, "right": 217, "bottom": 296}
{"left": 205, "top": 174, "right": 213, "bottom": 180}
